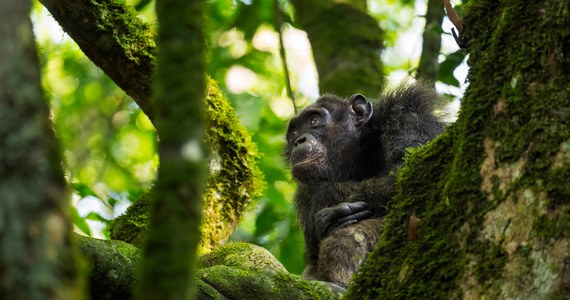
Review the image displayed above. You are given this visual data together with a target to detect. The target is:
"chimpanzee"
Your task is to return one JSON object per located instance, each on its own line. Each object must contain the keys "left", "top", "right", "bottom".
{"left": 285, "top": 80, "right": 445, "bottom": 291}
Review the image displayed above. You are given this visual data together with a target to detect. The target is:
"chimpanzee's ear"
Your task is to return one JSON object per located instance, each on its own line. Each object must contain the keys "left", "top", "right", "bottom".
{"left": 349, "top": 94, "right": 373, "bottom": 127}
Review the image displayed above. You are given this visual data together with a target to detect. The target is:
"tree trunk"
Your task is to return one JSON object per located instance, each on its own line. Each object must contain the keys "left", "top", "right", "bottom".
{"left": 0, "top": 0, "right": 84, "bottom": 298}
{"left": 349, "top": 0, "right": 570, "bottom": 298}
{"left": 417, "top": 0, "right": 444, "bottom": 84}
{"left": 136, "top": 0, "right": 206, "bottom": 298}
{"left": 290, "top": 0, "right": 384, "bottom": 97}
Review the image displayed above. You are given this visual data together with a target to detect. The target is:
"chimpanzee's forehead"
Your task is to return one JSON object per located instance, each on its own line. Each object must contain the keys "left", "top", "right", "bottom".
{"left": 312, "top": 94, "right": 348, "bottom": 114}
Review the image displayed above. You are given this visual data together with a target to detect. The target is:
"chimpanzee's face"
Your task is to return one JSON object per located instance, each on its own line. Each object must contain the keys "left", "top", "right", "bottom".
{"left": 285, "top": 94, "right": 373, "bottom": 183}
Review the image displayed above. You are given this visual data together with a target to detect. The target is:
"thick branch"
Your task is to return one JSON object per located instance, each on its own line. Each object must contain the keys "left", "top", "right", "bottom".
{"left": 137, "top": 0, "right": 206, "bottom": 297}
{"left": 39, "top": 0, "right": 156, "bottom": 120}
{"left": 0, "top": 0, "right": 83, "bottom": 297}
{"left": 417, "top": 0, "right": 445, "bottom": 84}
{"left": 349, "top": 1, "right": 570, "bottom": 298}
{"left": 77, "top": 238, "right": 337, "bottom": 300}
{"left": 77, "top": 235, "right": 140, "bottom": 300}
{"left": 290, "top": 0, "right": 384, "bottom": 97}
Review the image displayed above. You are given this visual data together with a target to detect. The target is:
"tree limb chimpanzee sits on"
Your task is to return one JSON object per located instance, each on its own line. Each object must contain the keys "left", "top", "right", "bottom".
{"left": 285, "top": 81, "right": 445, "bottom": 292}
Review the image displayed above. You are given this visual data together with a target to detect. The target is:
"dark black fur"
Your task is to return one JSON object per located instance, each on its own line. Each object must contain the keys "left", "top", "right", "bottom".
{"left": 285, "top": 81, "right": 444, "bottom": 289}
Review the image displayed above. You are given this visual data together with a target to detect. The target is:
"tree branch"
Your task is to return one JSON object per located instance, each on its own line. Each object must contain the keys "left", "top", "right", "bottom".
{"left": 77, "top": 235, "right": 140, "bottom": 299}
{"left": 417, "top": 0, "right": 445, "bottom": 84}
{"left": 0, "top": 0, "right": 83, "bottom": 297}
{"left": 39, "top": 0, "right": 156, "bottom": 120}
{"left": 137, "top": 0, "right": 206, "bottom": 297}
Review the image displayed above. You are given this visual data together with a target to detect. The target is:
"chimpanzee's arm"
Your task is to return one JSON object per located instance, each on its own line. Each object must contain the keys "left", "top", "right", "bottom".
{"left": 313, "top": 175, "right": 394, "bottom": 240}
{"left": 297, "top": 175, "right": 395, "bottom": 248}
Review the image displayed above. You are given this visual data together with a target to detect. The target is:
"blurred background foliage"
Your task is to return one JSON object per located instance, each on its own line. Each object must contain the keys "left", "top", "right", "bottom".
{"left": 33, "top": 0, "right": 466, "bottom": 274}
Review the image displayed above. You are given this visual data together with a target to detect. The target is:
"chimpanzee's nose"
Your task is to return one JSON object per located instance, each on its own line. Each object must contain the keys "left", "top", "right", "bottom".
{"left": 294, "top": 134, "right": 309, "bottom": 147}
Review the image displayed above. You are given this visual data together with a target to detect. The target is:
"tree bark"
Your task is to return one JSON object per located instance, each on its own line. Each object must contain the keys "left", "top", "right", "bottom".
{"left": 77, "top": 236, "right": 140, "bottom": 300}
{"left": 77, "top": 237, "right": 338, "bottom": 300}
{"left": 417, "top": 0, "right": 444, "bottom": 84}
{"left": 136, "top": 0, "right": 206, "bottom": 298}
{"left": 290, "top": 0, "right": 384, "bottom": 97}
{"left": 349, "top": 0, "right": 570, "bottom": 298}
{"left": 0, "top": 0, "right": 84, "bottom": 298}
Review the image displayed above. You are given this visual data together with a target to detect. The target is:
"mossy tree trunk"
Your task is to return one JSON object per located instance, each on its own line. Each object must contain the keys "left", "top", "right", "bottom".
{"left": 349, "top": 0, "right": 570, "bottom": 298}
{"left": 289, "top": 0, "right": 384, "bottom": 97}
{"left": 136, "top": 0, "right": 206, "bottom": 299}
{"left": 0, "top": 0, "right": 84, "bottom": 298}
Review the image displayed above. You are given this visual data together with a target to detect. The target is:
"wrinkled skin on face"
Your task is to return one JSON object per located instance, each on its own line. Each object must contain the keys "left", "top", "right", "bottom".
{"left": 288, "top": 133, "right": 328, "bottom": 182}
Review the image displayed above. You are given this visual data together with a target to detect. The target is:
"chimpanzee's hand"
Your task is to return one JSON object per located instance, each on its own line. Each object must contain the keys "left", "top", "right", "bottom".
{"left": 314, "top": 201, "right": 374, "bottom": 240}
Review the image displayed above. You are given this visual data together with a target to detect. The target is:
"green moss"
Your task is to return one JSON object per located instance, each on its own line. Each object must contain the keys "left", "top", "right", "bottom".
{"left": 110, "top": 194, "right": 150, "bottom": 247}
{"left": 198, "top": 242, "right": 286, "bottom": 271}
{"left": 349, "top": 130, "right": 469, "bottom": 299}
{"left": 546, "top": 166, "right": 570, "bottom": 208}
{"left": 196, "top": 265, "right": 337, "bottom": 300}
{"left": 472, "top": 240, "right": 507, "bottom": 283}
{"left": 89, "top": 0, "right": 156, "bottom": 62}
{"left": 76, "top": 235, "right": 141, "bottom": 299}
{"left": 348, "top": 0, "right": 570, "bottom": 298}
{"left": 532, "top": 212, "right": 570, "bottom": 241}
{"left": 200, "top": 77, "right": 264, "bottom": 248}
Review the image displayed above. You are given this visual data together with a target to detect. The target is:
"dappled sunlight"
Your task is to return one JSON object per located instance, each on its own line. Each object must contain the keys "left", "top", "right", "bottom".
{"left": 226, "top": 65, "right": 258, "bottom": 93}
{"left": 269, "top": 94, "right": 295, "bottom": 119}
{"left": 218, "top": 28, "right": 248, "bottom": 58}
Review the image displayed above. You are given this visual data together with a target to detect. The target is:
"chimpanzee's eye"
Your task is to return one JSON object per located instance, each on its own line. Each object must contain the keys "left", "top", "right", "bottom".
{"left": 289, "top": 128, "right": 298, "bottom": 141}
{"left": 309, "top": 115, "right": 320, "bottom": 127}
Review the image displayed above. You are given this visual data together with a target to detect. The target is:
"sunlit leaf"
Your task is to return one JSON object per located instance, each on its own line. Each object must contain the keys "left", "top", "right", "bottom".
{"left": 73, "top": 183, "right": 97, "bottom": 198}
{"left": 71, "top": 206, "right": 92, "bottom": 236}
{"left": 438, "top": 50, "right": 466, "bottom": 87}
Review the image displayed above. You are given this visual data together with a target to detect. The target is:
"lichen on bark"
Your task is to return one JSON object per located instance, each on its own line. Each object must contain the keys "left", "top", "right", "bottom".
{"left": 348, "top": 1, "right": 570, "bottom": 298}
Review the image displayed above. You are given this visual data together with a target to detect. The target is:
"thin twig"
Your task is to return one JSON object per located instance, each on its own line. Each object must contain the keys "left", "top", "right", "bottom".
{"left": 275, "top": 0, "right": 297, "bottom": 114}
{"left": 443, "top": 0, "right": 465, "bottom": 48}
{"left": 443, "top": 0, "right": 463, "bottom": 32}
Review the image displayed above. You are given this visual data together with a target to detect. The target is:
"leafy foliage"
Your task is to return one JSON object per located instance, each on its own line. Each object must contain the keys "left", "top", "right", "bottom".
{"left": 438, "top": 50, "right": 467, "bottom": 87}
{"left": 37, "top": 12, "right": 157, "bottom": 238}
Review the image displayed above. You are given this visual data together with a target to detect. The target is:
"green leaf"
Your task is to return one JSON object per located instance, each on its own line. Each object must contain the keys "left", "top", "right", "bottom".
{"left": 276, "top": 215, "right": 305, "bottom": 274}
{"left": 71, "top": 206, "right": 91, "bottom": 236}
{"left": 438, "top": 50, "right": 466, "bottom": 87}
{"left": 85, "top": 212, "right": 112, "bottom": 222}
{"left": 255, "top": 201, "right": 286, "bottom": 237}
{"left": 73, "top": 183, "right": 97, "bottom": 198}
